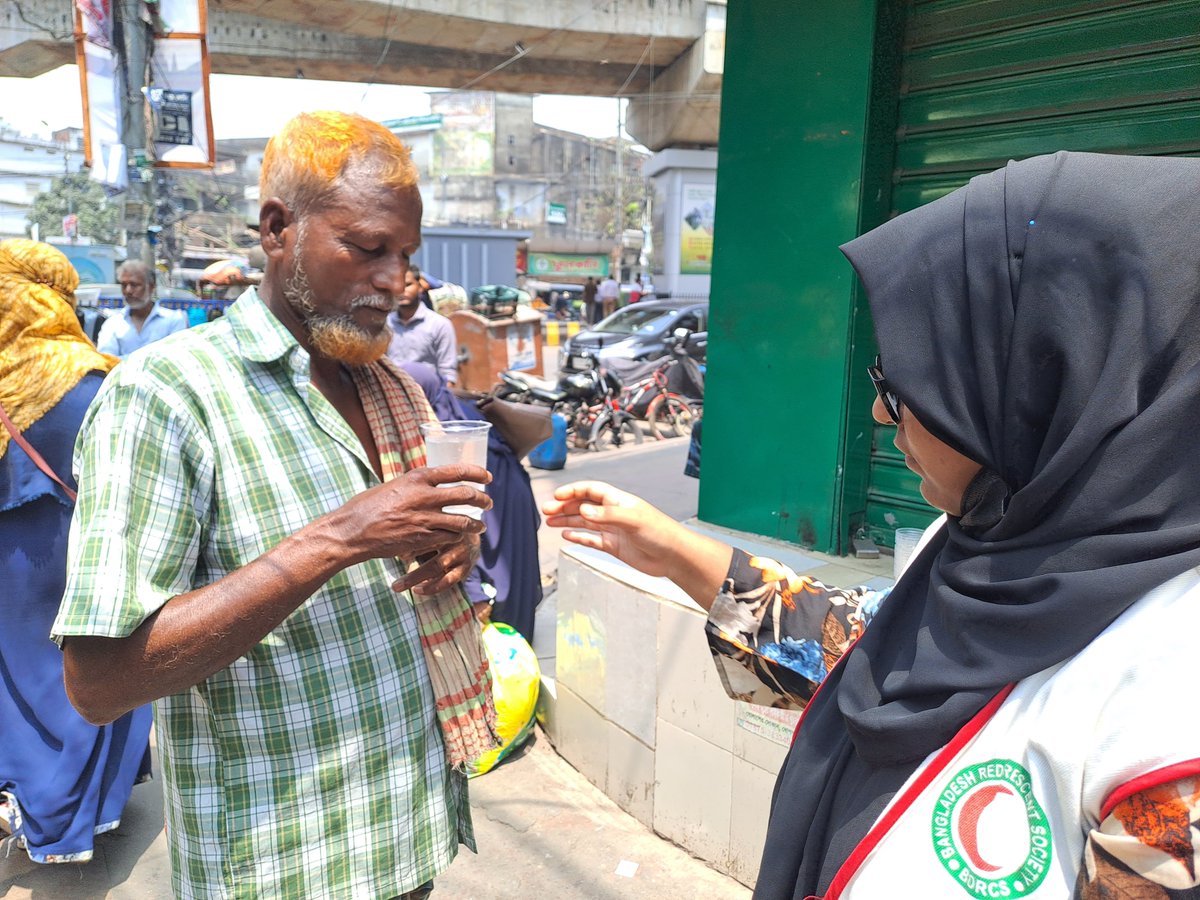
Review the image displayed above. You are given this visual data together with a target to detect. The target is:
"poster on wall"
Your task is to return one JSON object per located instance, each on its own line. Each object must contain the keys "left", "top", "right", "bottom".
{"left": 650, "top": 180, "right": 665, "bottom": 276}
{"left": 431, "top": 92, "right": 495, "bottom": 176}
{"left": 506, "top": 322, "right": 537, "bottom": 371}
{"left": 679, "top": 182, "right": 716, "bottom": 275}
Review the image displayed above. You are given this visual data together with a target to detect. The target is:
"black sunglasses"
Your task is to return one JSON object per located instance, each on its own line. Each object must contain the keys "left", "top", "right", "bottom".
{"left": 868, "top": 355, "right": 902, "bottom": 424}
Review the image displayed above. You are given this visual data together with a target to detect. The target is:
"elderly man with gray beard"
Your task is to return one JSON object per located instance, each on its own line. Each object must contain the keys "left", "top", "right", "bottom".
{"left": 54, "top": 111, "right": 501, "bottom": 900}
{"left": 95, "top": 259, "right": 187, "bottom": 358}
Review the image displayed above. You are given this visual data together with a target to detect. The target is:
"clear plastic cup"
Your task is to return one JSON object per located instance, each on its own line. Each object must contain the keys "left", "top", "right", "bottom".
{"left": 893, "top": 527, "right": 925, "bottom": 581}
{"left": 419, "top": 420, "right": 491, "bottom": 519}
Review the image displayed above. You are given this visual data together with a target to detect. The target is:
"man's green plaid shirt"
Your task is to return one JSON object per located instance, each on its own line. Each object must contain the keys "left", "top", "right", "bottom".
{"left": 53, "top": 288, "right": 472, "bottom": 899}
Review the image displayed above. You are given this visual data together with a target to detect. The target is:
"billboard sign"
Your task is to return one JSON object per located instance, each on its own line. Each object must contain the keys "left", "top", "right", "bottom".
{"left": 680, "top": 182, "right": 715, "bottom": 275}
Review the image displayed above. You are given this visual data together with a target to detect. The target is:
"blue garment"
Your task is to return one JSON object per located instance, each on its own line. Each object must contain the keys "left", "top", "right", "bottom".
{"left": 398, "top": 362, "right": 543, "bottom": 642}
{"left": 0, "top": 373, "right": 153, "bottom": 863}
{"left": 95, "top": 302, "right": 188, "bottom": 357}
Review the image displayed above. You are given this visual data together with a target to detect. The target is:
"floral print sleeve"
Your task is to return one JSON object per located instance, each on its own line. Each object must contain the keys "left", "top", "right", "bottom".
{"left": 704, "top": 548, "right": 889, "bottom": 710}
{"left": 1075, "top": 775, "right": 1200, "bottom": 899}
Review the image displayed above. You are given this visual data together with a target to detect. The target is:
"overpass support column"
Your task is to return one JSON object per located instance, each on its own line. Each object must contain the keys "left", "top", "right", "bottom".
{"left": 698, "top": 0, "right": 903, "bottom": 553}
{"left": 643, "top": 149, "right": 717, "bottom": 300}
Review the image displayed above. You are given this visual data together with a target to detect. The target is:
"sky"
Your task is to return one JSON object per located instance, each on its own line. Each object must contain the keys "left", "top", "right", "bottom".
{"left": 0, "top": 65, "right": 629, "bottom": 143}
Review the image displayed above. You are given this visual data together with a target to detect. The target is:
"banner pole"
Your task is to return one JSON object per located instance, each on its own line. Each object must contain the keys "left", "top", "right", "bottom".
{"left": 115, "top": 0, "right": 155, "bottom": 269}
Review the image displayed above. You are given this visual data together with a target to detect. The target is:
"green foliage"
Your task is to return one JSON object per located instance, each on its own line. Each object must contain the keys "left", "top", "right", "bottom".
{"left": 27, "top": 173, "right": 121, "bottom": 244}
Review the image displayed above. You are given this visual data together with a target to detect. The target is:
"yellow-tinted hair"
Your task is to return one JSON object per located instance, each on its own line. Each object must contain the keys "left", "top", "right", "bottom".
{"left": 260, "top": 111, "right": 418, "bottom": 214}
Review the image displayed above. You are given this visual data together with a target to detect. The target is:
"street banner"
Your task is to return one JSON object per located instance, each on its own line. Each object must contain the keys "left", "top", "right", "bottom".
{"left": 76, "top": 0, "right": 113, "bottom": 48}
{"left": 74, "top": 0, "right": 214, "bottom": 183}
{"left": 74, "top": 18, "right": 126, "bottom": 189}
{"left": 150, "top": 0, "right": 215, "bottom": 168}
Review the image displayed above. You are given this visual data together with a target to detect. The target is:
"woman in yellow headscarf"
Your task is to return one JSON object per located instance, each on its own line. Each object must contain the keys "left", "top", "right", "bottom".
{"left": 0, "top": 239, "right": 152, "bottom": 864}
{"left": 0, "top": 238, "right": 116, "bottom": 449}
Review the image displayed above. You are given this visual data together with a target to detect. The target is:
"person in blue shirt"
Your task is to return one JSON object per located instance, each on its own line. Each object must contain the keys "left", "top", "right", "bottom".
{"left": 95, "top": 260, "right": 188, "bottom": 357}
{"left": 385, "top": 265, "right": 459, "bottom": 385}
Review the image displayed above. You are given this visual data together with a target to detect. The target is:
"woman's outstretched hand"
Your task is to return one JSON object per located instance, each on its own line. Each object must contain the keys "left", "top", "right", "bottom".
{"left": 542, "top": 481, "right": 733, "bottom": 611}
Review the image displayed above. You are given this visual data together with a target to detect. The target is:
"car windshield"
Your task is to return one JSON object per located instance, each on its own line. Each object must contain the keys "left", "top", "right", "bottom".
{"left": 593, "top": 307, "right": 680, "bottom": 336}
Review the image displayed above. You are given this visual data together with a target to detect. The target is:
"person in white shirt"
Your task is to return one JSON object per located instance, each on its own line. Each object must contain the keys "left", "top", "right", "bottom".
{"left": 598, "top": 275, "right": 620, "bottom": 320}
{"left": 95, "top": 261, "right": 187, "bottom": 358}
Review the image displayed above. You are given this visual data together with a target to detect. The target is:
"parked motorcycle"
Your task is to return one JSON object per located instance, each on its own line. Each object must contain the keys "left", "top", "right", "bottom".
{"left": 496, "top": 351, "right": 643, "bottom": 451}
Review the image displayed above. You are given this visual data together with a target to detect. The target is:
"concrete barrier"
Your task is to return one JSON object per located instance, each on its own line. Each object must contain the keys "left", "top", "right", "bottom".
{"left": 542, "top": 528, "right": 894, "bottom": 889}
{"left": 542, "top": 320, "right": 582, "bottom": 346}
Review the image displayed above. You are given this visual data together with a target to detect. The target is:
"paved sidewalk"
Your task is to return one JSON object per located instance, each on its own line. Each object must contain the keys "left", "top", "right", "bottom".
{"left": 431, "top": 728, "right": 748, "bottom": 899}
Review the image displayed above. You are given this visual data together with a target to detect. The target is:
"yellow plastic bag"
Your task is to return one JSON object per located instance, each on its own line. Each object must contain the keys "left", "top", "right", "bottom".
{"left": 468, "top": 622, "right": 541, "bottom": 777}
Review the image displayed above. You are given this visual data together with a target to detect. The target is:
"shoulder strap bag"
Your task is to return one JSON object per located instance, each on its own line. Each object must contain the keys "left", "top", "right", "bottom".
{"left": 0, "top": 400, "right": 78, "bottom": 503}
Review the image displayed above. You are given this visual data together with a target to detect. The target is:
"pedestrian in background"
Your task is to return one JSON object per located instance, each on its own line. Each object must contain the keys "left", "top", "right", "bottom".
{"left": 387, "top": 264, "right": 460, "bottom": 385}
{"left": 0, "top": 239, "right": 152, "bottom": 865}
{"left": 545, "top": 152, "right": 1200, "bottom": 898}
{"left": 552, "top": 290, "right": 571, "bottom": 320}
{"left": 95, "top": 259, "right": 187, "bottom": 357}
{"left": 54, "top": 111, "right": 497, "bottom": 900}
{"left": 598, "top": 272, "right": 619, "bottom": 320}
{"left": 581, "top": 275, "right": 598, "bottom": 324}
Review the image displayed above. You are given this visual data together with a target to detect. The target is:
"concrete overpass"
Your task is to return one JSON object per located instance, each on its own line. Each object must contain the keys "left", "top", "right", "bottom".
{"left": 1, "top": 0, "right": 724, "bottom": 149}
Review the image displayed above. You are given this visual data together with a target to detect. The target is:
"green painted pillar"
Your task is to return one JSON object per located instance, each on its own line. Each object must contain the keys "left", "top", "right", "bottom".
{"left": 699, "top": 0, "right": 902, "bottom": 553}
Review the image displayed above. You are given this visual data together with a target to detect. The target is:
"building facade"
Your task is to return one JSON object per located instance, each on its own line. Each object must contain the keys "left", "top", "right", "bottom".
{"left": 0, "top": 125, "right": 84, "bottom": 240}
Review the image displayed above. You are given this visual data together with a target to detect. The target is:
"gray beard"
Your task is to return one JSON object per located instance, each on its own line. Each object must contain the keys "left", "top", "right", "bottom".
{"left": 282, "top": 247, "right": 391, "bottom": 365}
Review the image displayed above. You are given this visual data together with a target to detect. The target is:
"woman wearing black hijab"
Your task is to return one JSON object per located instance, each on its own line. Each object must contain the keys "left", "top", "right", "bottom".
{"left": 544, "top": 151, "right": 1200, "bottom": 898}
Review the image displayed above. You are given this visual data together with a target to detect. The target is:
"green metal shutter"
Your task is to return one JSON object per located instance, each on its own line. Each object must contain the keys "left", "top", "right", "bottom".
{"left": 863, "top": 0, "right": 1200, "bottom": 547}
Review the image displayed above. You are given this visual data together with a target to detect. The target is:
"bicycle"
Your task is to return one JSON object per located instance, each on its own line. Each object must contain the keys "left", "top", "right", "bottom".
{"left": 579, "top": 363, "right": 644, "bottom": 451}
{"left": 607, "top": 355, "right": 698, "bottom": 441}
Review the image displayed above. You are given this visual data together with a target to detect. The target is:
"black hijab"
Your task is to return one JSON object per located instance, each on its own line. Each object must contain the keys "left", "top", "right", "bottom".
{"left": 755, "top": 152, "right": 1200, "bottom": 898}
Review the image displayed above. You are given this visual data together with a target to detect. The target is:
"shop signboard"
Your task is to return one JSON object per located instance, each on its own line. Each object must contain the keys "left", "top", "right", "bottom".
{"left": 546, "top": 202, "right": 567, "bottom": 225}
{"left": 529, "top": 252, "right": 609, "bottom": 279}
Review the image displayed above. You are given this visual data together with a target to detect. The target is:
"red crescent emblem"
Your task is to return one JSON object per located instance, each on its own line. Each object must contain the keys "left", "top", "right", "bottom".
{"left": 956, "top": 784, "right": 1013, "bottom": 872}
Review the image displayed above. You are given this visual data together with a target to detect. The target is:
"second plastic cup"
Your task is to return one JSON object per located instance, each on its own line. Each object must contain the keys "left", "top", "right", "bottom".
{"left": 419, "top": 420, "right": 491, "bottom": 518}
{"left": 892, "top": 527, "right": 925, "bottom": 581}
